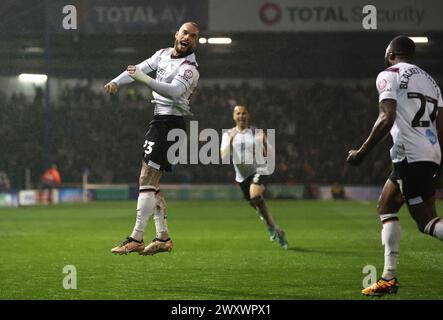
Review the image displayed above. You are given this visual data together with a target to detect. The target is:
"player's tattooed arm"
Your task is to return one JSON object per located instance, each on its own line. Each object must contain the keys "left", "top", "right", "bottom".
{"left": 347, "top": 99, "right": 397, "bottom": 165}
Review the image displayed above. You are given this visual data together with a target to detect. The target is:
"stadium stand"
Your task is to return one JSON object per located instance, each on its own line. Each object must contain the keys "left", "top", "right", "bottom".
{"left": 0, "top": 81, "right": 391, "bottom": 188}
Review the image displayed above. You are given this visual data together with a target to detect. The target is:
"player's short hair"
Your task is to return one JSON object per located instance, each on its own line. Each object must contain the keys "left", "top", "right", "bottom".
{"left": 233, "top": 105, "right": 249, "bottom": 115}
{"left": 390, "top": 35, "right": 415, "bottom": 58}
{"left": 187, "top": 22, "right": 199, "bottom": 29}
{"left": 181, "top": 21, "right": 200, "bottom": 32}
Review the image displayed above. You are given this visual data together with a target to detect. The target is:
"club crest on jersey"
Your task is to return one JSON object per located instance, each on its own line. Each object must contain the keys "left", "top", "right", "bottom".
{"left": 377, "top": 78, "right": 387, "bottom": 92}
{"left": 184, "top": 69, "right": 193, "bottom": 80}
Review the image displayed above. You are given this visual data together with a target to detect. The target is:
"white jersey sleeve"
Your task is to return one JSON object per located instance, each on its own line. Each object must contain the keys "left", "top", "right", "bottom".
{"left": 174, "top": 62, "right": 200, "bottom": 93}
{"left": 220, "top": 131, "right": 231, "bottom": 162}
{"left": 376, "top": 69, "right": 398, "bottom": 102}
{"left": 111, "top": 49, "right": 163, "bottom": 86}
{"left": 148, "top": 62, "right": 199, "bottom": 100}
{"left": 220, "top": 131, "right": 230, "bottom": 150}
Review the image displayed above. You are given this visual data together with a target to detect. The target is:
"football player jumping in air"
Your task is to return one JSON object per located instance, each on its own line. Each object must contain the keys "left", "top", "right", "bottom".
{"left": 104, "top": 22, "right": 200, "bottom": 256}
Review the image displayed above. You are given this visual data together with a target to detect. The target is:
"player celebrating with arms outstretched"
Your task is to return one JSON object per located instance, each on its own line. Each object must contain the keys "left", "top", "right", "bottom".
{"left": 104, "top": 22, "right": 200, "bottom": 256}
{"left": 347, "top": 36, "right": 443, "bottom": 296}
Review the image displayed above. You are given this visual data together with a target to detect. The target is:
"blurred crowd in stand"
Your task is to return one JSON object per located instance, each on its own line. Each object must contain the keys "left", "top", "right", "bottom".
{"left": 0, "top": 81, "right": 391, "bottom": 189}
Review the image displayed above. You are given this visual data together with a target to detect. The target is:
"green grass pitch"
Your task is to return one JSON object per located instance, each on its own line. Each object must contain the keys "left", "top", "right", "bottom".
{"left": 0, "top": 200, "right": 442, "bottom": 300}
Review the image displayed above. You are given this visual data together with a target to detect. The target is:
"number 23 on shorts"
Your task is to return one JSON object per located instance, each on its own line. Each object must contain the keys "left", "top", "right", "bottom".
{"left": 143, "top": 140, "right": 155, "bottom": 155}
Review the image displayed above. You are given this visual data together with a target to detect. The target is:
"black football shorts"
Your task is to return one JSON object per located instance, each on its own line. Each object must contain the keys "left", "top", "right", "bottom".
{"left": 239, "top": 173, "right": 268, "bottom": 201}
{"left": 389, "top": 159, "right": 439, "bottom": 205}
{"left": 142, "top": 115, "right": 186, "bottom": 172}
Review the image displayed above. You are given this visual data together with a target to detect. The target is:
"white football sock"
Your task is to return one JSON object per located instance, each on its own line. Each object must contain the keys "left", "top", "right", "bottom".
{"left": 434, "top": 221, "right": 443, "bottom": 240}
{"left": 130, "top": 187, "right": 156, "bottom": 242}
{"left": 381, "top": 219, "right": 401, "bottom": 280}
{"left": 153, "top": 192, "right": 169, "bottom": 239}
{"left": 424, "top": 218, "right": 443, "bottom": 241}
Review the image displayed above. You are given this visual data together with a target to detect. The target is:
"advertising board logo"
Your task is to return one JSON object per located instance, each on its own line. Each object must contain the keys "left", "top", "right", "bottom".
{"left": 259, "top": 2, "right": 282, "bottom": 26}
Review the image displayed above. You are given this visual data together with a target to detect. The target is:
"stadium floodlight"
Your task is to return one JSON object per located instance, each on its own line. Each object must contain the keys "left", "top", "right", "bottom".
{"left": 208, "top": 37, "right": 232, "bottom": 44}
{"left": 409, "top": 36, "right": 429, "bottom": 44}
{"left": 18, "top": 73, "right": 48, "bottom": 84}
{"left": 199, "top": 37, "right": 207, "bottom": 44}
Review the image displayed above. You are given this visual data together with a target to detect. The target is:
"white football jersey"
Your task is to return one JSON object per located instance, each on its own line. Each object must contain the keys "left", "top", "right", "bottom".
{"left": 221, "top": 127, "right": 266, "bottom": 183}
{"left": 376, "top": 62, "right": 443, "bottom": 164}
{"left": 113, "top": 47, "right": 199, "bottom": 116}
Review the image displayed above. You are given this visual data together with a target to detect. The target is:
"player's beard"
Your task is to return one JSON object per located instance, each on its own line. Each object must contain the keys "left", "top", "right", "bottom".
{"left": 174, "top": 39, "right": 193, "bottom": 57}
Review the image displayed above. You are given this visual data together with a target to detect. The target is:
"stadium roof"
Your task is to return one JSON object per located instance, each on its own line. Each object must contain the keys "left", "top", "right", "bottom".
{"left": 2, "top": 32, "right": 443, "bottom": 79}
{"left": 1, "top": 0, "right": 443, "bottom": 79}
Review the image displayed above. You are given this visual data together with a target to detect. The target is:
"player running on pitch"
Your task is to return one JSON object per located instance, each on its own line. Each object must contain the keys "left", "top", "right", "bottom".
{"left": 347, "top": 35, "right": 443, "bottom": 296}
{"left": 221, "top": 105, "right": 288, "bottom": 249}
{"left": 104, "top": 22, "right": 200, "bottom": 256}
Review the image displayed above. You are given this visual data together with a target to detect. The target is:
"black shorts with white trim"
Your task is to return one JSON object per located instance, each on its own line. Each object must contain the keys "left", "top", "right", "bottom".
{"left": 142, "top": 115, "right": 185, "bottom": 172}
{"left": 389, "top": 159, "right": 439, "bottom": 205}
